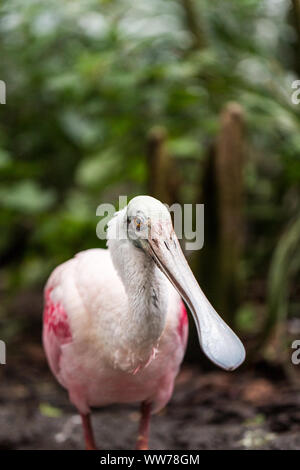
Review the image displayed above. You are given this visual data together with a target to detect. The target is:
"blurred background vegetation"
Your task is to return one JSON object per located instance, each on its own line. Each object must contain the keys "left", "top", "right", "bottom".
{"left": 1, "top": 0, "right": 300, "bottom": 371}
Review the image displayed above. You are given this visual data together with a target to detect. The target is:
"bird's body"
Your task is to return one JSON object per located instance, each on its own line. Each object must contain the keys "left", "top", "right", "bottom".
{"left": 43, "top": 195, "right": 245, "bottom": 449}
{"left": 43, "top": 248, "right": 188, "bottom": 415}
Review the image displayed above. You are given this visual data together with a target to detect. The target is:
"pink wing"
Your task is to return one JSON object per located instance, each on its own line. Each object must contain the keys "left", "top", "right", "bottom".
{"left": 177, "top": 301, "right": 188, "bottom": 350}
{"left": 43, "top": 287, "right": 72, "bottom": 378}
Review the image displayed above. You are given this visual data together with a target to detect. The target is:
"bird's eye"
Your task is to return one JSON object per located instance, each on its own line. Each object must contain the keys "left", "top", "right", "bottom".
{"left": 135, "top": 218, "right": 142, "bottom": 231}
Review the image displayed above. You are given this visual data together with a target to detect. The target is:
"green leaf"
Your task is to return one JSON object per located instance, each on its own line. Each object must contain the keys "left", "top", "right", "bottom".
{"left": 0, "top": 181, "right": 56, "bottom": 213}
{"left": 39, "top": 403, "right": 62, "bottom": 418}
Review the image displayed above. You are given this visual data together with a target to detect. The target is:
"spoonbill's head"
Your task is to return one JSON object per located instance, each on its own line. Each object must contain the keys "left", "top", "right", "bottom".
{"left": 125, "top": 195, "right": 245, "bottom": 371}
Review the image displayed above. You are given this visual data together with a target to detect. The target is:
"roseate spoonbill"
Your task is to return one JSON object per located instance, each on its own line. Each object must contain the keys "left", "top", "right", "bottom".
{"left": 43, "top": 195, "right": 245, "bottom": 450}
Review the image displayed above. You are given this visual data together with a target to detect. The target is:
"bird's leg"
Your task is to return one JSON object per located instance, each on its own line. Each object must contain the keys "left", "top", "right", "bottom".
{"left": 80, "top": 413, "right": 97, "bottom": 450}
{"left": 135, "top": 401, "right": 152, "bottom": 450}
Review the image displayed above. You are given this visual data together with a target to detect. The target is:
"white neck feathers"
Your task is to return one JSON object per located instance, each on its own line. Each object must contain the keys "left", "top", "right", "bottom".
{"left": 107, "top": 209, "right": 168, "bottom": 371}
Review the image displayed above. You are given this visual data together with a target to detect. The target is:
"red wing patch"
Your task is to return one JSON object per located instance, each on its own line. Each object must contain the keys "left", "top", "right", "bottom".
{"left": 44, "top": 288, "right": 72, "bottom": 343}
{"left": 177, "top": 301, "right": 188, "bottom": 346}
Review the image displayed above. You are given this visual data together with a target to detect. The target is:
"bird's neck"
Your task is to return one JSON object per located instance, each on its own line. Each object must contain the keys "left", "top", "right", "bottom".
{"left": 121, "top": 245, "right": 168, "bottom": 347}
{"left": 108, "top": 229, "right": 168, "bottom": 371}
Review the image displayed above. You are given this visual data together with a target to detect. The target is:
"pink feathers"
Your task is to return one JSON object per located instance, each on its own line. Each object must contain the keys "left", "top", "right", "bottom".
{"left": 44, "top": 288, "right": 72, "bottom": 343}
{"left": 43, "top": 287, "right": 72, "bottom": 378}
{"left": 177, "top": 301, "right": 188, "bottom": 347}
{"left": 42, "top": 249, "right": 189, "bottom": 415}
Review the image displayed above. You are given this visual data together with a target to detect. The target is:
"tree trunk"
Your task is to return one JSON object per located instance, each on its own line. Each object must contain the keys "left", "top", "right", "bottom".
{"left": 146, "top": 126, "right": 180, "bottom": 206}
{"left": 215, "top": 102, "right": 245, "bottom": 324}
{"left": 199, "top": 103, "right": 245, "bottom": 326}
{"left": 180, "top": 0, "right": 207, "bottom": 50}
{"left": 289, "top": 0, "right": 300, "bottom": 76}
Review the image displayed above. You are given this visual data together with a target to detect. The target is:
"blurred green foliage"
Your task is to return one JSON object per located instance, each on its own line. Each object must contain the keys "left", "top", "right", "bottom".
{"left": 0, "top": 0, "right": 300, "bottom": 343}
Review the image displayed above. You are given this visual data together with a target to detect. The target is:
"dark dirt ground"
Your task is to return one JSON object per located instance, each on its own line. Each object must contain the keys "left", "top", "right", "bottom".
{"left": 0, "top": 342, "right": 300, "bottom": 450}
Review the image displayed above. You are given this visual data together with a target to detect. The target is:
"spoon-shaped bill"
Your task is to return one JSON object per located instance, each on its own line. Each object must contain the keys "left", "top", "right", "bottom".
{"left": 148, "top": 232, "right": 245, "bottom": 371}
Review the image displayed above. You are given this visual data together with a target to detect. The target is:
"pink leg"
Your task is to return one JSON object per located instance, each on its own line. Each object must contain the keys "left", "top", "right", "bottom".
{"left": 80, "top": 413, "right": 97, "bottom": 450}
{"left": 135, "top": 401, "right": 152, "bottom": 450}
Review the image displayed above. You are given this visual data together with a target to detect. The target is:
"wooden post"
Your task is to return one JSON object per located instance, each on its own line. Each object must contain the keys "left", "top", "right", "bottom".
{"left": 198, "top": 103, "right": 245, "bottom": 326}
{"left": 215, "top": 102, "right": 245, "bottom": 324}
